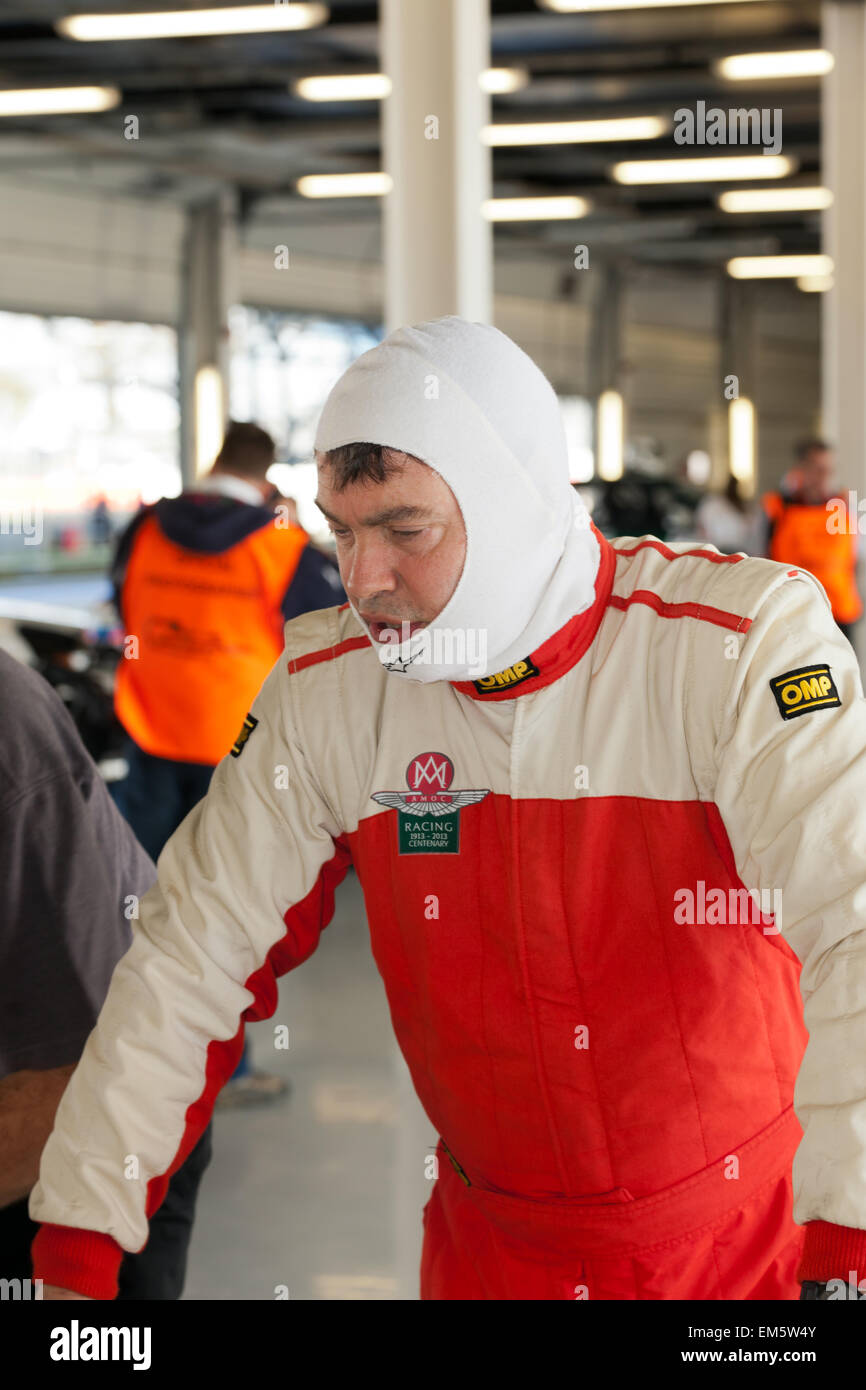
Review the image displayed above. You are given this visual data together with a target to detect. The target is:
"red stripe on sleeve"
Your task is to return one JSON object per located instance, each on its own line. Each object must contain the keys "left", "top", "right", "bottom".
{"left": 608, "top": 590, "right": 752, "bottom": 634}
{"left": 615, "top": 538, "right": 745, "bottom": 565}
{"left": 288, "top": 635, "right": 369, "bottom": 674}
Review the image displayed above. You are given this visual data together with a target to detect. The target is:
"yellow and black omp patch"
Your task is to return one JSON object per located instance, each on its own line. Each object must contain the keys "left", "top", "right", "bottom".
{"left": 769, "top": 664, "right": 841, "bottom": 721}
{"left": 230, "top": 712, "right": 259, "bottom": 757}
{"left": 472, "top": 656, "right": 540, "bottom": 694}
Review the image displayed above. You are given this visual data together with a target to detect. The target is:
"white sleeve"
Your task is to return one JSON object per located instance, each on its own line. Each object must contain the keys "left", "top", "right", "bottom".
{"left": 712, "top": 574, "right": 866, "bottom": 1232}
{"left": 29, "top": 644, "right": 349, "bottom": 1270}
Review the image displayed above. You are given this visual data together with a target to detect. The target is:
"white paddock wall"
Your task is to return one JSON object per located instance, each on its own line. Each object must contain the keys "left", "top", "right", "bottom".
{"left": 625, "top": 270, "right": 822, "bottom": 487}
{"left": 754, "top": 289, "right": 823, "bottom": 489}
{"left": 0, "top": 179, "right": 185, "bottom": 324}
{"left": 0, "top": 177, "right": 821, "bottom": 489}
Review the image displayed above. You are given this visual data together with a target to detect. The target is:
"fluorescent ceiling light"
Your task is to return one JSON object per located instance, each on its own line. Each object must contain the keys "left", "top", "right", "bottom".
{"left": 483, "top": 196, "right": 590, "bottom": 221}
{"left": 485, "top": 116, "right": 667, "bottom": 146}
{"left": 797, "top": 275, "right": 834, "bottom": 293}
{"left": 718, "top": 187, "right": 833, "bottom": 213}
{"left": 294, "top": 70, "right": 528, "bottom": 102}
{"left": 482, "top": 69, "right": 529, "bottom": 95}
{"left": 597, "top": 391, "right": 624, "bottom": 483}
{"left": 297, "top": 172, "right": 392, "bottom": 198}
{"left": 296, "top": 74, "right": 391, "bottom": 102}
{"left": 195, "top": 366, "right": 224, "bottom": 478}
{"left": 0, "top": 85, "right": 120, "bottom": 115}
{"left": 728, "top": 396, "right": 755, "bottom": 496}
{"left": 715, "top": 50, "right": 834, "bottom": 81}
{"left": 539, "top": 0, "right": 768, "bottom": 11}
{"left": 57, "top": 4, "right": 329, "bottom": 41}
{"left": 612, "top": 155, "right": 795, "bottom": 184}
{"left": 727, "top": 254, "right": 834, "bottom": 279}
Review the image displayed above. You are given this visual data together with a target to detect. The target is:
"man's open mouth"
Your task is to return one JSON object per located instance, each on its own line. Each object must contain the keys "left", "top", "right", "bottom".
{"left": 363, "top": 618, "right": 427, "bottom": 643}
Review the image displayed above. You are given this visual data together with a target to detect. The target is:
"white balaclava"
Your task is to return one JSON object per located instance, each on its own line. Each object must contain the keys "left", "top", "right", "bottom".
{"left": 313, "top": 315, "right": 601, "bottom": 684}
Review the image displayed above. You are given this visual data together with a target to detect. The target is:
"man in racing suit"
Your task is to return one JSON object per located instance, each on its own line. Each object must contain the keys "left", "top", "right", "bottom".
{"left": 30, "top": 317, "right": 866, "bottom": 1300}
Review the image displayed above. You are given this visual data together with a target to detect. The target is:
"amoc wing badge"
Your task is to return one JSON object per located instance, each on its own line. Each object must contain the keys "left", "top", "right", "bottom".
{"left": 371, "top": 751, "right": 490, "bottom": 854}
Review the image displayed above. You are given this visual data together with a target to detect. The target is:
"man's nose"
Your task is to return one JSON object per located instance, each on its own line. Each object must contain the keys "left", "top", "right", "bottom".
{"left": 345, "top": 537, "right": 398, "bottom": 600}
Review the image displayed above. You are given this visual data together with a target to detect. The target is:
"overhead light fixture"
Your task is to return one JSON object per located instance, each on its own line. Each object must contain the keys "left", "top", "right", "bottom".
{"left": 797, "top": 274, "right": 834, "bottom": 293}
{"left": 539, "top": 0, "right": 768, "bottom": 11}
{"left": 57, "top": 4, "right": 329, "bottom": 41}
{"left": 0, "top": 85, "right": 120, "bottom": 115}
{"left": 481, "top": 69, "right": 529, "bottom": 95}
{"left": 485, "top": 116, "right": 667, "bottom": 146}
{"left": 597, "top": 390, "right": 624, "bottom": 482}
{"left": 295, "top": 74, "right": 391, "bottom": 102}
{"left": 727, "top": 254, "right": 834, "bottom": 279}
{"left": 195, "top": 366, "right": 224, "bottom": 479}
{"left": 718, "top": 187, "right": 833, "bottom": 213}
{"left": 728, "top": 397, "right": 755, "bottom": 497}
{"left": 715, "top": 50, "right": 834, "bottom": 81}
{"left": 612, "top": 155, "right": 795, "bottom": 184}
{"left": 297, "top": 172, "right": 393, "bottom": 198}
{"left": 294, "top": 69, "right": 528, "bottom": 102}
{"left": 483, "top": 196, "right": 590, "bottom": 221}
{"left": 686, "top": 450, "right": 712, "bottom": 487}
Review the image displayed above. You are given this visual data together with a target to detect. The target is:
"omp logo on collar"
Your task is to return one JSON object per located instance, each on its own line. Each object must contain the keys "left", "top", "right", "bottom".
{"left": 472, "top": 656, "right": 540, "bottom": 694}
{"left": 769, "top": 665, "right": 841, "bottom": 720}
{"left": 230, "top": 712, "right": 259, "bottom": 756}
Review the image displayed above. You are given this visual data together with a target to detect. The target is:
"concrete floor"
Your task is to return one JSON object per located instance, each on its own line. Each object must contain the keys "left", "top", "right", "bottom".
{"left": 181, "top": 866, "right": 433, "bottom": 1301}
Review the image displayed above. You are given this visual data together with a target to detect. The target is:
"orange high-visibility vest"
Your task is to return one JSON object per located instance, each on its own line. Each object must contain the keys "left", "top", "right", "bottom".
{"left": 115, "top": 514, "right": 309, "bottom": 764}
{"left": 763, "top": 492, "right": 862, "bottom": 624}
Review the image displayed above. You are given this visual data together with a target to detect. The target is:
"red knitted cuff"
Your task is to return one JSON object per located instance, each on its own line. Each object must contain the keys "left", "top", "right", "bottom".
{"left": 797, "top": 1220, "right": 866, "bottom": 1288}
{"left": 31, "top": 1223, "right": 125, "bottom": 1301}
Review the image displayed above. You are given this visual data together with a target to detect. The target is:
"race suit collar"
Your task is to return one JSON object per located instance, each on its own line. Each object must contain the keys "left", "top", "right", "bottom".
{"left": 450, "top": 525, "right": 616, "bottom": 701}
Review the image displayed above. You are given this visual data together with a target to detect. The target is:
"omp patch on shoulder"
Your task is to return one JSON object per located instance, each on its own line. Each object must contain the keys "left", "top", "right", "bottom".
{"left": 769, "top": 665, "right": 841, "bottom": 721}
{"left": 472, "top": 656, "right": 540, "bottom": 694}
{"left": 230, "top": 712, "right": 259, "bottom": 757}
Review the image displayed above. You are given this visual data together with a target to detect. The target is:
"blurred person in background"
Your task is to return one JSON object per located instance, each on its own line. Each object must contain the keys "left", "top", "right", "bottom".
{"left": 761, "top": 439, "right": 862, "bottom": 643}
{"left": 89, "top": 495, "right": 113, "bottom": 547}
{"left": 0, "top": 650, "right": 211, "bottom": 1298}
{"left": 109, "top": 420, "right": 345, "bottom": 1103}
{"left": 695, "top": 473, "right": 765, "bottom": 556}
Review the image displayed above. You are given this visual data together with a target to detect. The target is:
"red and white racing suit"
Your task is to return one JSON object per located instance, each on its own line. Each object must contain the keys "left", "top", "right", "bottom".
{"left": 30, "top": 529, "right": 866, "bottom": 1299}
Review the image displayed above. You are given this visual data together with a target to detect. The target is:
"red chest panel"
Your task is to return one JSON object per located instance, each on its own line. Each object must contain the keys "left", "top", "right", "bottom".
{"left": 348, "top": 794, "right": 807, "bottom": 1200}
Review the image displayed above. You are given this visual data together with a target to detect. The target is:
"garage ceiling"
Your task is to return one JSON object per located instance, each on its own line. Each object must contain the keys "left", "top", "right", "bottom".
{"left": 0, "top": 1, "right": 826, "bottom": 268}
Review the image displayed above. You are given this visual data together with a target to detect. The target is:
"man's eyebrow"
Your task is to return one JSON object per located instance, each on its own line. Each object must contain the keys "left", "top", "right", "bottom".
{"left": 314, "top": 499, "right": 436, "bottom": 527}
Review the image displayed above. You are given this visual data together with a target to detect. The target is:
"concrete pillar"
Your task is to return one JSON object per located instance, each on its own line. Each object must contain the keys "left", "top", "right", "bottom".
{"left": 380, "top": 0, "right": 492, "bottom": 332}
{"left": 587, "top": 263, "right": 626, "bottom": 478}
{"left": 821, "top": 0, "right": 866, "bottom": 491}
{"left": 587, "top": 263, "right": 623, "bottom": 402}
{"left": 379, "top": 0, "right": 493, "bottom": 1291}
{"left": 720, "top": 277, "right": 759, "bottom": 496}
{"left": 178, "top": 190, "right": 237, "bottom": 486}
{"left": 822, "top": 0, "right": 866, "bottom": 657}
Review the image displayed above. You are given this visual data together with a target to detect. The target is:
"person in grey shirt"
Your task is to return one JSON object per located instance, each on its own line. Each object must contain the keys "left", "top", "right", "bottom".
{"left": 0, "top": 649, "right": 212, "bottom": 1298}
